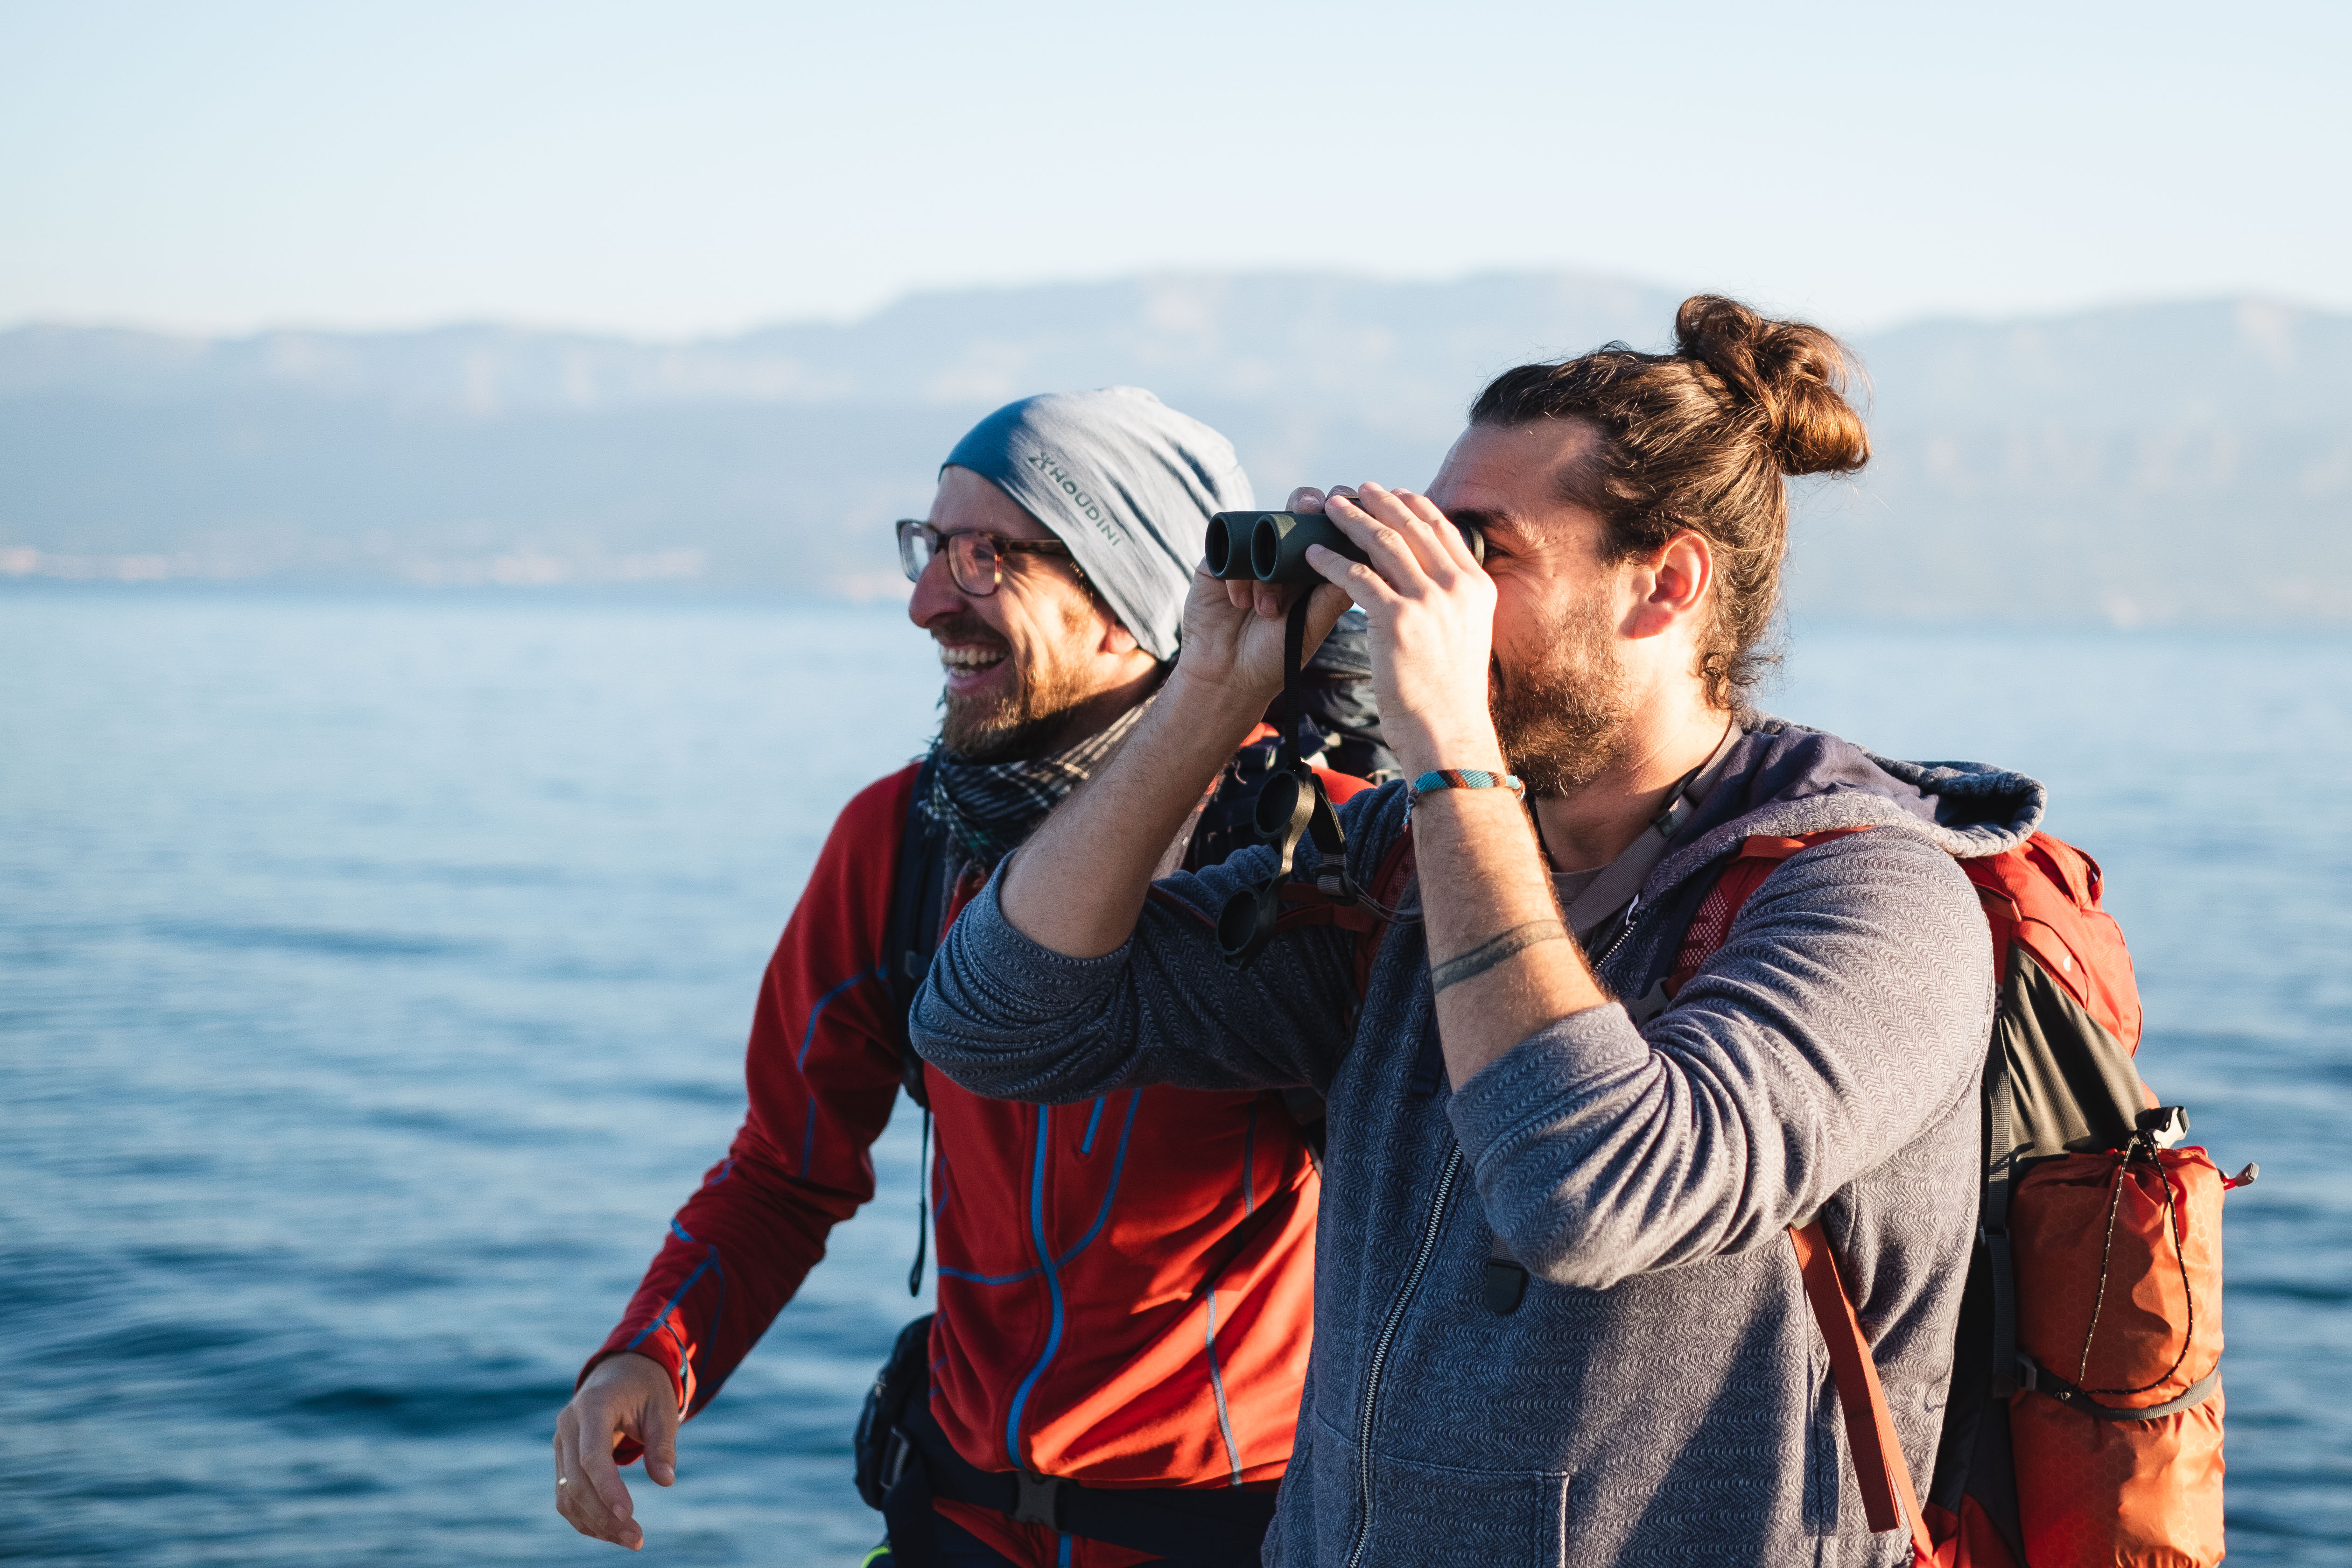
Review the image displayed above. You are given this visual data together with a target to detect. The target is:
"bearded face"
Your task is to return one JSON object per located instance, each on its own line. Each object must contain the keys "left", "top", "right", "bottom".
{"left": 1488, "top": 588, "right": 1635, "bottom": 796}
{"left": 933, "top": 598, "right": 1099, "bottom": 763}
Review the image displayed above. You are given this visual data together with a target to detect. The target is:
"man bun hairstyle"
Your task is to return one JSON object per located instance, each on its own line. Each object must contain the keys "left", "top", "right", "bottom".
{"left": 1468, "top": 295, "right": 1869, "bottom": 708}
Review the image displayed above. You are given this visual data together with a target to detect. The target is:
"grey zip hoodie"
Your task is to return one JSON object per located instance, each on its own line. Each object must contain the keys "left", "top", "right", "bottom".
{"left": 912, "top": 719, "right": 2043, "bottom": 1567}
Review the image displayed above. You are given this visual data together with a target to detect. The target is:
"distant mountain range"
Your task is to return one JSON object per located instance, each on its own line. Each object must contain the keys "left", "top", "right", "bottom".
{"left": 4, "top": 273, "right": 2347, "bottom": 624}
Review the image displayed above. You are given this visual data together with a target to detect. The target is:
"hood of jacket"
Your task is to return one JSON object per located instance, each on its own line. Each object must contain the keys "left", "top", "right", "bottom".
{"left": 1645, "top": 715, "right": 2047, "bottom": 908}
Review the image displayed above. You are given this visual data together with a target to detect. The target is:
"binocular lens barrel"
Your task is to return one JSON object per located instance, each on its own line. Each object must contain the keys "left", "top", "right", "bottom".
{"left": 1205, "top": 512, "right": 1369, "bottom": 584}
{"left": 1207, "top": 509, "right": 1486, "bottom": 586}
{"left": 1251, "top": 513, "right": 1369, "bottom": 584}
{"left": 1217, "top": 885, "right": 1276, "bottom": 958}
{"left": 1203, "top": 513, "right": 1245, "bottom": 580}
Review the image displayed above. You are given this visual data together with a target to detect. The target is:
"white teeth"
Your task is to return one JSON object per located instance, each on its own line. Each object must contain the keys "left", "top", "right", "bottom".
{"left": 938, "top": 645, "right": 1007, "bottom": 671}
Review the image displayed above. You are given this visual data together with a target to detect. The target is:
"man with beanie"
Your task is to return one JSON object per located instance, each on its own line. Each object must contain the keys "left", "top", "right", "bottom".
{"left": 553, "top": 389, "right": 1367, "bottom": 1567}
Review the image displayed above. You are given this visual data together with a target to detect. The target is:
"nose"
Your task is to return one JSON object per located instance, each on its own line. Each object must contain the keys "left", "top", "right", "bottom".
{"left": 906, "top": 548, "right": 969, "bottom": 628}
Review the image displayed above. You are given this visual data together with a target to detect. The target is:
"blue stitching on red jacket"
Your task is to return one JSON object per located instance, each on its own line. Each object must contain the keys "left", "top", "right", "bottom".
{"left": 930, "top": 1146, "right": 955, "bottom": 1224}
{"left": 796, "top": 968, "right": 883, "bottom": 1070}
{"left": 934, "top": 1091, "right": 1142, "bottom": 1290}
{"left": 1005, "top": 1108, "right": 1066, "bottom": 1469}
{"left": 795, "top": 965, "right": 890, "bottom": 1176}
{"left": 934, "top": 1261, "right": 1042, "bottom": 1286}
{"left": 1054, "top": 1090, "right": 1142, "bottom": 1266}
{"left": 623, "top": 1220, "right": 725, "bottom": 1383}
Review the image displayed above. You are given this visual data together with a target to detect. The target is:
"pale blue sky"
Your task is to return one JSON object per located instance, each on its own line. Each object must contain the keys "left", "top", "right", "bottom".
{"left": 3, "top": 0, "right": 2345, "bottom": 337}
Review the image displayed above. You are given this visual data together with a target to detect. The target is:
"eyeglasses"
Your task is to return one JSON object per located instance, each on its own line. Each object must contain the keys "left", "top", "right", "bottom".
{"left": 896, "top": 520, "right": 1084, "bottom": 598}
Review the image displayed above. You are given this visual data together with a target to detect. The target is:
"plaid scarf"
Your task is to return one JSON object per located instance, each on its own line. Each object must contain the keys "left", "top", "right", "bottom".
{"left": 920, "top": 700, "right": 1152, "bottom": 872}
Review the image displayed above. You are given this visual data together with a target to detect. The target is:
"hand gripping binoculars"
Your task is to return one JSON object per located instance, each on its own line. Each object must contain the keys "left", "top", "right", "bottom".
{"left": 1205, "top": 509, "right": 1484, "bottom": 586}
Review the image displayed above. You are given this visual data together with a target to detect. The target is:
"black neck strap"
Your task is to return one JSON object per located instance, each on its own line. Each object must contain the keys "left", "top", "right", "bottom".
{"left": 1277, "top": 593, "right": 1311, "bottom": 771}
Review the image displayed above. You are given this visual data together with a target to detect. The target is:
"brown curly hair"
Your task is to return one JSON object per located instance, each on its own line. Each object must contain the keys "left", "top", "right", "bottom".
{"left": 1467, "top": 295, "right": 1870, "bottom": 708}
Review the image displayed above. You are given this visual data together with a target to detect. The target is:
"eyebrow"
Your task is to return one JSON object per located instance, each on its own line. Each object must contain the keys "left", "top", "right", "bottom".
{"left": 923, "top": 522, "right": 1065, "bottom": 546}
{"left": 1442, "top": 507, "right": 1528, "bottom": 540}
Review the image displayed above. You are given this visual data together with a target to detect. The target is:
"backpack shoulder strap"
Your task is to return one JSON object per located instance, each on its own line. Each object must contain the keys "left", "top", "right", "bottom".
{"left": 878, "top": 763, "right": 947, "bottom": 1296}
{"left": 1671, "top": 826, "right": 1938, "bottom": 1560}
{"left": 1351, "top": 823, "right": 1418, "bottom": 998}
{"left": 1664, "top": 828, "right": 1872, "bottom": 997}
{"left": 1790, "top": 1221, "right": 1937, "bottom": 1562}
{"left": 881, "top": 759, "right": 948, "bottom": 1108}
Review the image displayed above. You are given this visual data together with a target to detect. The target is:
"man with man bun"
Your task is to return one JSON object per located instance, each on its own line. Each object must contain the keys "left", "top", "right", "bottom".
{"left": 554, "top": 388, "right": 1370, "bottom": 1566}
{"left": 915, "top": 299, "right": 2045, "bottom": 1564}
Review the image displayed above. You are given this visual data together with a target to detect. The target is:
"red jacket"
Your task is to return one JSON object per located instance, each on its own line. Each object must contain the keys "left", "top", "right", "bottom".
{"left": 592, "top": 761, "right": 1350, "bottom": 1565}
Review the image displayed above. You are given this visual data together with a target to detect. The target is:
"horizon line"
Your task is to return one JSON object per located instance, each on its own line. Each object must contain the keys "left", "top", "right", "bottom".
{"left": 2, "top": 268, "right": 2339, "bottom": 346}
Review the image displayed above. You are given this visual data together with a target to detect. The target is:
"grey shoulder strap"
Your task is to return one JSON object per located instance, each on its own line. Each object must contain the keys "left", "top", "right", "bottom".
{"left": 1559, "top": 719, "right": 1743, "bottom": 942}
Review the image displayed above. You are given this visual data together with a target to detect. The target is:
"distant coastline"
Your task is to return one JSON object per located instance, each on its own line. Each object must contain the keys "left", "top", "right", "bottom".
{"left": 5, "top": 274, "right": 2347, "bottom": 625}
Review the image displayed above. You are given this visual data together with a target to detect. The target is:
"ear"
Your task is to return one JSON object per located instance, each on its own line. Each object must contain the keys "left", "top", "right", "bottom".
{"left": 1098, "top": 615, "right": 1140, "bottom": 657}
{"left": 1622, "top": 529, "right": 1712, "bottom": 640}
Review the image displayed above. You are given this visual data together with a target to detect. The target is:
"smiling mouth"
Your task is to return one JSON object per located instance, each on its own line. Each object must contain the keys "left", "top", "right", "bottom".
{"left": 937, "top": 642, "right": 1009, "bottom": 676}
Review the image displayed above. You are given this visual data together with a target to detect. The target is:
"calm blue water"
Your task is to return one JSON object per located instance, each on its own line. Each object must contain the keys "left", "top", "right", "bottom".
{"left": 2, "top": 589, "right": 2346, "bottom": 1565}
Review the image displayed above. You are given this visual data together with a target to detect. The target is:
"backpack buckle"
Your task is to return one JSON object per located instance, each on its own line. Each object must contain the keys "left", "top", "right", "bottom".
{"left": 2135, "top": 1105, "right": 2189, "bottom": 1151}
{"left": 1013, "top": 1470, "right": 1064, "bottom": 1529}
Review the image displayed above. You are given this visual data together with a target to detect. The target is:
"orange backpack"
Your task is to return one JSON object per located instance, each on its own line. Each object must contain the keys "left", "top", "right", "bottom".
{"left": 1326, "top": 823, "right": 2245, "bottom": 1568}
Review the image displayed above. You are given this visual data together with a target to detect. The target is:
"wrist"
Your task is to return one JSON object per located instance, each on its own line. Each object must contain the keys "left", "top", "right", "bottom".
{"left": 583, "top": 1347, "right": 683, "bottom": 1407}
{"left": 1409, "top": 768, "right": 1526, "bottom": 804}
{"left": 1389, "top": 723, "right": 1507, "bottom": 782}
{"left": 1161, "top": 661, "right": 1278, "bottom": 751}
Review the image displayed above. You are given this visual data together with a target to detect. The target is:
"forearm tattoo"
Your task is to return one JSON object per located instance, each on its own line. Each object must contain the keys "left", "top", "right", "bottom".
{"left": 1428, "top": 920, "right": 1570, "bottom": 994}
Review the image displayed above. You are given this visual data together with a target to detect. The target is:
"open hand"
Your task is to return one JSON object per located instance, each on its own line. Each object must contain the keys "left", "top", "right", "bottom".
{"left": 1299, "top": 483, "right": 1503, "bottom": 778}
{"left": 554, "top": 1352, "right": 679, "bottom": 1551}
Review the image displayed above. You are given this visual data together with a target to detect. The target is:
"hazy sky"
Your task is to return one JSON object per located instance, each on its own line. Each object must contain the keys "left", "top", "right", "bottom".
{"left": 3, "top": 0, "right": 2345, "bottom": 338}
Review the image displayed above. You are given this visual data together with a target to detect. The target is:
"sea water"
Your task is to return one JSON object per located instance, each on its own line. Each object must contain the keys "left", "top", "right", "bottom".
{"left": 1, "top": 589, "right": 2345, "bottom": 1565}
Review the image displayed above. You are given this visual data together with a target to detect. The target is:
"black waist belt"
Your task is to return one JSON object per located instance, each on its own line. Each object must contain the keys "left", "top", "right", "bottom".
{"left": 882, "top": 1398, "right": 1277, "bottom": 1568}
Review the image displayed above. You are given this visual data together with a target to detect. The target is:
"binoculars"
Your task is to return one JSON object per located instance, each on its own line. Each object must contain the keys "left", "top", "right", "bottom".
{"left": 1205, "top": 510, "right": 1484, "bottom": 586}
{"left": 1214, "top": 766, "right": 1345, "bottom": 964}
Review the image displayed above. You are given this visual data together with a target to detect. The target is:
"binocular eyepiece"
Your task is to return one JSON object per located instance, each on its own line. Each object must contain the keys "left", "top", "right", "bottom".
{"left": 1205, "top": 510, "right": 1484, "bottom": 586}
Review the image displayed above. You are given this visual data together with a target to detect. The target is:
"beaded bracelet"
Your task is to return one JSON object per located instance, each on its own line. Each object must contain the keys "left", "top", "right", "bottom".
{"left": 1407, "top": 768, "right": 1527, "bottom": 815}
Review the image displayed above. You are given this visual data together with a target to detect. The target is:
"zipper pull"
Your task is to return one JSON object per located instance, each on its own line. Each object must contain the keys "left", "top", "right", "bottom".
{"left": 1592, "top": 893, "right": 1643, "bottom": 969}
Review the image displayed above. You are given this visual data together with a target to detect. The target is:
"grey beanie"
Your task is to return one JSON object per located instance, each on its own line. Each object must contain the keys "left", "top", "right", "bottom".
{"left": 942, "top": 387, "right": 1253, "bottom": 661}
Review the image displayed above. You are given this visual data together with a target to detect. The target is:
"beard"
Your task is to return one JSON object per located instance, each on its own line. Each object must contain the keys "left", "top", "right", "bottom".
{"left": 1489, "top": 593, "right": 1635, "bottom": 796}
{"left": 934, "top": 611, "right": 1094, "bottom": 763}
